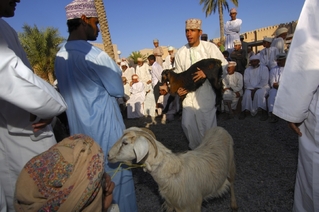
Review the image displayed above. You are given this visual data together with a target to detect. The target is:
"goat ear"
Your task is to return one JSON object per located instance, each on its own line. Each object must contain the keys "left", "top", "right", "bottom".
{"left": 134, "top": 136, "right": 149, "bottom": 163}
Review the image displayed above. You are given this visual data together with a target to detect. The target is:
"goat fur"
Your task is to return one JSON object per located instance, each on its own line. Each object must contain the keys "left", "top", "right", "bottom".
{"left": 108, "top": 127, "right": 238, "bottom": 212}
{"left": 161, "top": 58, "right": 223, "bottom": 106}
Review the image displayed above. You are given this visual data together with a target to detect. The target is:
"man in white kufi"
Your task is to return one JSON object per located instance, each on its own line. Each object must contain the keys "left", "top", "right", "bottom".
{"left": 224, "top": 8, "right": 242, "bottom": 52}
{"left": 260, "top": 36, "right": 279, "bottom": 70}
{"left": 174, "top": 18, "right": 228, "bottom": 149}
{"left": 136, "top": 58, "right": 156, "bottom": 118}
{"left": 163, "top": 46, "right": 175, "bottom": 69}
{"left": 239, "top": 54, "right": 270, "bottom": 121}
{"left": 126, "top": 74, "right": 145, "bottom": 119}
{"left": 271, "top": 27, "right": 288, "bottom": 53}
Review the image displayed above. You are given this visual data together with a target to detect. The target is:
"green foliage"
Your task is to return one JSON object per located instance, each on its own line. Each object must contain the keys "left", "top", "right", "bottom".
{"left": 199, "top": 0, "right": 238, "bottom": 17}
{"left": 18, "top": 24, "right": 65, "bottom": 83}
{"left": 128, "top": 51, "right": 148, "bottom": 64}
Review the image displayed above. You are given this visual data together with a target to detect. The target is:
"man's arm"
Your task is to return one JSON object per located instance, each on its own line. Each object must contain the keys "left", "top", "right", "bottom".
{"left": 0, "top": 35, "right": 67, "bottom": 119}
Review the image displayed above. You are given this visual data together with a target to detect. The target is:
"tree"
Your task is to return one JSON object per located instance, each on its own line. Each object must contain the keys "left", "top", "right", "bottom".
{"left": 199, "top": 0, "right": 238, "bottom": 43}
{"left": 128, "top": 51, "right": 148, "bottom": 64}
{"left": 94, "top": 0, "right": 115, "bottom": 60}
{"left": 18, "top": 24, "right": 64, "bottom": 84}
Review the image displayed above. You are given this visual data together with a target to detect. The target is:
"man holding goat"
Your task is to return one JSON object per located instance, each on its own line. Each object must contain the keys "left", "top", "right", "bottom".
{"left": 174, "top": 18, "right": 228, "bottom": 149}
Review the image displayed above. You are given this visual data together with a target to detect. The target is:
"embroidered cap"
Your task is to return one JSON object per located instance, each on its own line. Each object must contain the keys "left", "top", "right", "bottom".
{"left": 230, "top": 8, "right": 237, "bottom": 13}
{"left": 185, "top": 18, "right": 202, "bottom": 30}
{"left": 233, "top": 40, "right": 242, "bottom": 45}
{"left": 65, "top": 0, "right": 98, "bottom": 20}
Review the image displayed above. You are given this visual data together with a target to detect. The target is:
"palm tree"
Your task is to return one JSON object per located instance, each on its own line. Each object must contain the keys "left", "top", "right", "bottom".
{"left": 18, "top": 24, "right": 64, "bottom": 84}
{"left": 129, "top": 51, "right": 148, "bottom": 64}
{"left": 94, "top": 0, "right": 115, "bottom": 60}
{"left": 199, "top": 0, "right": 238, "bottom": 43}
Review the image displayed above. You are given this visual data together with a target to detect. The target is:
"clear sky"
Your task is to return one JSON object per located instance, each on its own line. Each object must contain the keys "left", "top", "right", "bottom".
{"left": 5, "top": 0, "right": 304, "bottom": 58}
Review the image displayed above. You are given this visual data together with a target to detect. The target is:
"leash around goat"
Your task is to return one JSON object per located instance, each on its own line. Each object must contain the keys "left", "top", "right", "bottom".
{"left": 107, "top": 162, "right": 146, "bottom": 180}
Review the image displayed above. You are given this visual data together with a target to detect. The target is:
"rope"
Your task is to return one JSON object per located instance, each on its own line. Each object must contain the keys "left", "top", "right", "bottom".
{"left": 107, "top": 162, "right": 146, "bottom": 179}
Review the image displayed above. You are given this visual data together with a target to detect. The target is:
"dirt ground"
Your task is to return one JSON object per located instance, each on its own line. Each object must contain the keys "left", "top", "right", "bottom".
{"left": 53, "top": 110, "right": 298, "bottom": 211}
{"left": 123, "top": 112, "right": 299, "bottom": 212}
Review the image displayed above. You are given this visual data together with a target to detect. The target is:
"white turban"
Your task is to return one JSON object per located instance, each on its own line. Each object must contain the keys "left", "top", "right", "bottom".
{"left": 228, "top": 61, "right": 237, "bottom": 67}
{"left": 120, "top": 62, "right": 127, "bottom": 67}
{"left": 250, "top": 54, "right": 260, "bottom": 61}
{"left": 168, "top": 46, "right": 174, "bottom": 51}
{"left": 275, "top": 27, "right": 288, "bottom": 37}
{"left": 263, "top": 37, "right": 273, "bottom": 43}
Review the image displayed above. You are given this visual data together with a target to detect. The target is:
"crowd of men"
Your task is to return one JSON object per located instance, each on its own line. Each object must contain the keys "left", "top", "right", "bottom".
{"left": 117, "top": 24, "right": 290, "bottom": 124}
{"left": 1, "top": 0, "right": 318, "bottom": 211}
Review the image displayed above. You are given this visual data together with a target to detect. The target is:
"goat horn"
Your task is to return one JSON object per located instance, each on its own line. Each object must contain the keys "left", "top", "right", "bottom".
{"left": 136, "top": 129, "right": 158, "bottom": 158}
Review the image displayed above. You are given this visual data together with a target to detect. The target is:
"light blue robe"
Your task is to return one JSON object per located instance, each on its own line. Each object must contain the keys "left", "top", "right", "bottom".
{"left": 55, "top": 40, "right": 137, "bottom": 212}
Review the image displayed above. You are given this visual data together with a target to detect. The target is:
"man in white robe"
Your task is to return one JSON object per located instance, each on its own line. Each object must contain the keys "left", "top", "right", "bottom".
{"left": 260, "top": 37, "right": 279, "bottom": 70}
{"left": 136, "top": 58, "right": 156, "bottom": 118}
{"left": 0, "top": 2, "right": 67, "bottom": 210}
{"left": 273, "top": 0, "right": 319, "bottom": 210}
{"left": 148, "top": 54, "right": 163, "bottom": 104}
{"left": 222, "top": 61, "right": 243, "bottom": 118}
{"left": 239, "top": 55, "right": 270, "bottom": 121}
{"left": 121, "top": 62, "right": 134, "bottom": 84}
{"left": 174, "top": 18, "right": 228, "bottom": 149}
{"left": 156, "top": 84, "right": 178, "bottom": 124}
{"left": 54, "top": 1, "right": 137, "bottom": 211}
{"left": 268, "top": 53, "right": 286, "bottom": 123}
{"left": 127, "top": 74, "right": 146, "bottom": 119}
{"left": 271, "top": 27, "right": 288, "bottom": 54}
{"left": 224, "top": 8, "right": 242, "bottom": 52}
{"left": 153, "top": 39, "right": 164, "bottom": 67}
{"left": 163, "top": 46, "right": 175, "bottom": 69}
{"left": 117, "top": 77, "right": 131, "bottom": 118}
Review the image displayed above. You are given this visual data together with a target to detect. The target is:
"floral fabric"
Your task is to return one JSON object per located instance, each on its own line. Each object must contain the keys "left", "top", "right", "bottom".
{"left": 14, "top": 134, "right": 104, "bottom": 212}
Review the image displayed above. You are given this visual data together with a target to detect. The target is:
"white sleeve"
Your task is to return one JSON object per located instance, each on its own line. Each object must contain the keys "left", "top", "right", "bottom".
{"left": 0, "top": 35, "right": 67, "bottom": 119}
{"left": 273, "top": 0, "right": 319, "bottom": 123}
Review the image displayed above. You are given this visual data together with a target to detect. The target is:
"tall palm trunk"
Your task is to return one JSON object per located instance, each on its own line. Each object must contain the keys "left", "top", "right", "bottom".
{"left": 218, "top": 2, "right": 225, "bottom": 43}
{"left": 94, "top": 0, "right": 115, "bottom": 60}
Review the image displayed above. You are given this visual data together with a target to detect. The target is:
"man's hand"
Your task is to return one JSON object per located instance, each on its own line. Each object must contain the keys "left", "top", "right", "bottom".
{"left": 288, "top": 122, "right": 303, "bottom": 136}
{"left": 192, "top": 67, "right": 206, "bottom": 82}
{"left": 273, "top": 82, "right": 279, "bottom": 89}
{"left": 32, "top": 118, "right": 54, "bottom": 132}
{"left": 103, "top": 173, "right": 115, "bottom": 211}
{"left": 147, "top": 80, "right": 152, "bottom": 84}
{"left": 177, "top": 87, "right": 188, "bottom": 97}
{"left": 235, "top": 91, "right": 240, "bottom": 98}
